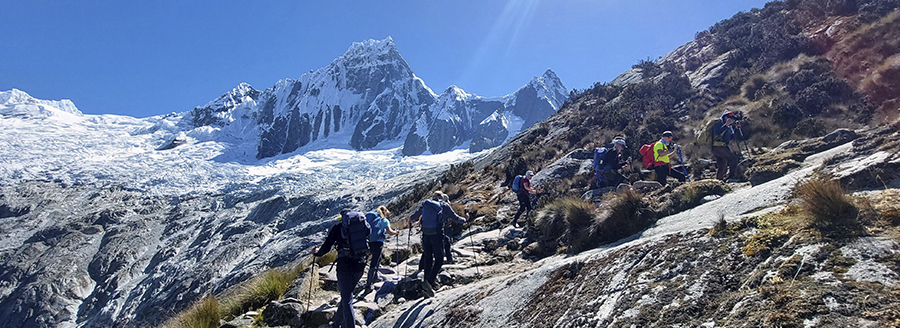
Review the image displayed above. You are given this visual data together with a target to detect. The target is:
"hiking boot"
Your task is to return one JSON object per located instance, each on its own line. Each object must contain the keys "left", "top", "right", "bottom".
{"left": 422, "top": 280, "right": 435, "bottom": 298}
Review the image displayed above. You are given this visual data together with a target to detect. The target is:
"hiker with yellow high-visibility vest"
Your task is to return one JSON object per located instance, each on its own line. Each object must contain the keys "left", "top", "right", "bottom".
{"left": 652, "top": 131, "right": 687, "bottom": 186}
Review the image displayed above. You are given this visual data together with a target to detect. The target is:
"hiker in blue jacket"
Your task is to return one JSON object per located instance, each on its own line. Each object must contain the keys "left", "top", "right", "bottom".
{"left": 412, "top": 191, "right": 467, "bottom": 297}
{"left": 363, "top": 205, "right": 398, "bottom": 293}
{"left": 312, "top": 210, "right": 370, "bottom": 328}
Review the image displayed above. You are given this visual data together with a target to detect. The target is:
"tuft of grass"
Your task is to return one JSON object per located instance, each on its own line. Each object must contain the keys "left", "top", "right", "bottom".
{"left": 709, "top": 214, "right": 728, "bottom": 237}
{"left": 219, "top": 266, "right": 304, "bottom": 319}
{"left": 594, "top": 189, "right": 649, "bottom": 245}
{"left": 795, "top": 178, "right": 860, "bottom": 233}
{"left": 561, "top": 198, "right": 599, "bottom": 254}
{"left": 177, "top": 295, "right": 220, "bottom": 328}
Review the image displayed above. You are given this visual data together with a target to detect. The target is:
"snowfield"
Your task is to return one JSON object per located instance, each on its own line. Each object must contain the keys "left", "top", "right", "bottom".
{"left": 0, "top": 89, "right": 481, "bottom": 198}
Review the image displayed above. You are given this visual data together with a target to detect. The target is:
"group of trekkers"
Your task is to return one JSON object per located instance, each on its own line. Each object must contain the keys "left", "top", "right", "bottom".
{"left": 593, "top": 109, "right": 745, "bottom": 189}
{"left": 311, "top": 191, "right": 467, "bottom": 327}
{"left": 308, "top": 109, "right": 745, "bottom": 327}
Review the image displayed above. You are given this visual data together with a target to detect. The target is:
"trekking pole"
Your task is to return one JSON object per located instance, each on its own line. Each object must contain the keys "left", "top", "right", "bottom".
{"left": 675, "top": 147, "right": 690, "bottom": 182}
{"left": 405, "top": 225, "right": 411, "bottom": 277}
{"left": 304, "top": 254, "right": 317, "bottom": 326}
{"left": 467, "top": 226, "right": 480, "bottom": 276}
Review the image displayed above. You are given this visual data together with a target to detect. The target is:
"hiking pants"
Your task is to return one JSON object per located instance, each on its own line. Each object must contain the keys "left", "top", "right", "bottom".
{"left": 443, "top": 234, "right": 453, "bottom": 262}
{"left": 334, "top": 269, "right": 364, "bottom": 328}
{"left": 421, "top": 233, "right": 444, "bottom": 286}
{"left": 712, "top": 146, "right": 738, "bottom": 181}
{"left": 654, "top": 165, "right": 686, "bottom": 186}
{"left": 512, "top": 192, "right": 532, "bottom": 226}
{"left": 601, "top": 169, "right": 626, "bottom": 188}
{"left": 365, "top": 241, "right": 384, "bottom": 289}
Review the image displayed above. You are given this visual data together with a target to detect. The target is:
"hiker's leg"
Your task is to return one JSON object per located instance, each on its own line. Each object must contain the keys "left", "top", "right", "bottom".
{"left": 365, "top": 241, "right": 384, "bottom": 288}
{"left": 654, "top": 166, "right": 668, "bottom": 186}
{"left": 603, "top": 170, "right": 625, "bottom": 186}
{"left": 670, "top": 168, "right": 687, "bottom": 182}
{"left": 726, "top": 150, "right": 739, "bottom": 180}
{"left": 424, "top": 234, "right": 444, "bottom": 286}
{"left": 442, "top": 234, "right": 453, "bottom": 262}
{"left": 595, "top": 171, "right": 606, "bottom": 188}
{"left": 421, "top": 236, "right": 434, "bottom": 278}
{"left": 712, "top": 146, "right": 729, "bottom": 180}
{"left": 335, "top": 269, "right": 363, "bottom": 328}
{"left": 512, "top": 193, "right": 528, "bottom": 226}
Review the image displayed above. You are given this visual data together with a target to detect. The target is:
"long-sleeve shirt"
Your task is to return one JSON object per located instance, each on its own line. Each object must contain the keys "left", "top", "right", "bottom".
{"left": 713, "top": 121, "right": 739, "bottom": 146}
{"left": 602, "top": 148, "right": 626, "bottom": 171}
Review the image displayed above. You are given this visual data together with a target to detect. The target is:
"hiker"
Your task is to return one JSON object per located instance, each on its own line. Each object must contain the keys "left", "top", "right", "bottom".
{"left": 652, "top": 131, "right": 687, "bottom": 186}
{"left": 364, "top": 205, "right": 399, "bottom": 293}
{"left": 713, "top": 110, "right": 741, "bottom": 182}
{"left": 511, "top": 171, "right": 537, "bottom": 227}
{"left": 595, "top": 139, "right": 632, "bottom": 188}
{"left": 411, "top": 191, "right": 467, "bottom": 297}
{"left": 312, "top": 210, "right": 370, "bottom": 328}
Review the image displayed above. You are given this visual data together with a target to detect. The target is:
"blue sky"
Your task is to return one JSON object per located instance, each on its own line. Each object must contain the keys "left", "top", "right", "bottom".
{"left": 0, "top": 0, "right": 771, "bottom": 118}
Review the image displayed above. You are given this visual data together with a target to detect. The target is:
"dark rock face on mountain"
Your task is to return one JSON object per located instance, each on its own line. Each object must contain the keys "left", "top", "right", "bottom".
{"left": 402, "top": 70, "right": 568, "bottom": 156}
{"left": 188, "top": 38, "right": 567, "bottom": 158}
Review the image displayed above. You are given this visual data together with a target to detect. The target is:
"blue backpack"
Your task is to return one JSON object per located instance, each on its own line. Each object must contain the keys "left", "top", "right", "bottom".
{"left": 339, "top": 211, "right": 370, "bottom": 260}
{"left": 512, "top": 175, "right": 523, "bottom": 192}
{"left": 593, "top": 147, "right": 609, "bottom": 171}
{"left": 365, "top": 211, "right": 387, "bottom": 243}
{"left": 420, "top": 200, "right": 443, "bottom": 236}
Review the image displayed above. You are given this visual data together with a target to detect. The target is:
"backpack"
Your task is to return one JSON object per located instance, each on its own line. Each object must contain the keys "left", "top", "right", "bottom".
{"left": 511, "top": 175, "right": 523, "bottom": 192}
{"left": 639, "top": 142, "right": 657, "bottom": 169}
{"left": 420, "top": 200, "right": 444, "bottom": 236}
{"left": 339, "top": 211, "right": 370, "bottom": 260}
{"left": 593, "top": 147, "right": 609, "bottom": 171}
{"left": 696, "top": 119, "right": 719, "bottom": 146}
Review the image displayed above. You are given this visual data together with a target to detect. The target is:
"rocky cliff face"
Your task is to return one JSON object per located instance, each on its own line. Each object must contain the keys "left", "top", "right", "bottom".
{"left": 188, "top": 38, "right": 568, "bottom": 158}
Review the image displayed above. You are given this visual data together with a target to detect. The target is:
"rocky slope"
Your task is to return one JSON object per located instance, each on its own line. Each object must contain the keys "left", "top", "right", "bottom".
{"left": 3, "top": 1, "right": 900, "bottom": 328}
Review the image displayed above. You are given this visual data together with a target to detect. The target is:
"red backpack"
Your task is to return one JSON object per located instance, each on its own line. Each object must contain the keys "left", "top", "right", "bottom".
{"left": 639, "top": 141, "right": 657, "bottom": 169}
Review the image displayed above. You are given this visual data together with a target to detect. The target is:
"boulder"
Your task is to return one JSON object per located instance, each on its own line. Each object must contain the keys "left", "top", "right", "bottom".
{"left": 261, "top": 299, "right": 305, "bottom": 328}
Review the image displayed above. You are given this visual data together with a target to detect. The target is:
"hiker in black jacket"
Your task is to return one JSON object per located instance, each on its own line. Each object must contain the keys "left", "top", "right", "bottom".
{"left": 713, "top": 110, "right": 741, "bottom": 182}
{"left": 511, "top": 171, "right": 536, "bottom": 228}
{"left": 411, "top": 191, "right": 467, "bottom": 297}
{"left": 599, "top": 139, "right": 631, "bottom": 187}
{"left": 312, "top": 211, "right": 370, "bottom": 328}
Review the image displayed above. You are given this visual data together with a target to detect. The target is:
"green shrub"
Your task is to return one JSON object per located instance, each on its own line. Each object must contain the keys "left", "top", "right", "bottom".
{"left": 793, "top": 118, "right": 827, "bottom": 137}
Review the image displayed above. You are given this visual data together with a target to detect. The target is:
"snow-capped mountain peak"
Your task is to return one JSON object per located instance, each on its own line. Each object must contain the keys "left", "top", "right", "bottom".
{"left": 0, "top": 89, "right": 82, "bottom": 117}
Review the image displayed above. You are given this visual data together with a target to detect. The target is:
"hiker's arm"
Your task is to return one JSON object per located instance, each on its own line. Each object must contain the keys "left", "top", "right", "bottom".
{"left": 386, "top": 223, "right": 399, "bottom": 235}
{"left": 313, "top": 225, "right": 339, "bottom": 256}
{"left": 444, "top": 203, "right": 468, "bottom": 223}
{"left": 409, "top": 207, "right": 423, "bottom": 228}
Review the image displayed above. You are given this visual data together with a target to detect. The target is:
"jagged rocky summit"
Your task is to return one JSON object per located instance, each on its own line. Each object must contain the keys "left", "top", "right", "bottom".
{"left": 189, "top": 37, "right": 568, "bottom": 158}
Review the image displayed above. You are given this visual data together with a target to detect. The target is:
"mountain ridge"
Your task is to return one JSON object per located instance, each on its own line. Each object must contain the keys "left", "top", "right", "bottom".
{"left": 188, "top": 37, "right": 568, "bottom": 159}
